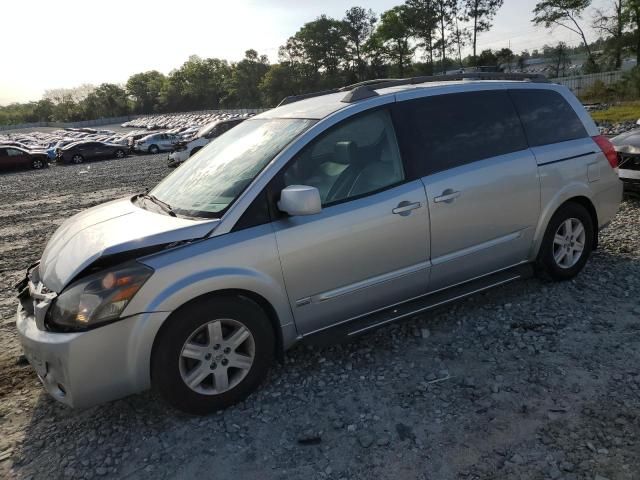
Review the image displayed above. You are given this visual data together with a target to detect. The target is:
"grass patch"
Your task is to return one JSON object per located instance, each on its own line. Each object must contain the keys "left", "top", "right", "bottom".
{"left": 591, "top": 102, "right": 640, "bottom": 123}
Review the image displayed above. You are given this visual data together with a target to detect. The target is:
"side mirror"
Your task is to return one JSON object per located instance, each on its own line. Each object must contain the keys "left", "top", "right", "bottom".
{"left": 278, "top": 185, "right": 322, "bottom": 216}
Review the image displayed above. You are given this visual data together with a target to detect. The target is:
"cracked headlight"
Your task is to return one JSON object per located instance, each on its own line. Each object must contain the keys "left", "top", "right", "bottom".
{"left": 47, "top": 262, "right": 153, "bottom": 331}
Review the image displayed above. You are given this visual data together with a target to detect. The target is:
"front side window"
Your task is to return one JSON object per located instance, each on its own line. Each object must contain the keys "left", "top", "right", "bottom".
{"left": 393, "top": 90, "right": 529, "bottom": 176}
{"left": 281, "top": 109, "right": 405, "bottom": 206}
{"left": 7, "top": 149, "right": 22, "bottom": 156}
{"left": 151, "top": 118, "right": 315, "bottom": 217}
{"left": 509, "top": 89, "right": 587, "bottom": 147}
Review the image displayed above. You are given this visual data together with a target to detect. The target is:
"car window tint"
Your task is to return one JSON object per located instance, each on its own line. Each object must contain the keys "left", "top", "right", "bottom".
{"left": 392, "top": 90, "right": 528, "bottom": 176}
{"left": 7, "top": 149, "right": 22, "bottom": 156}
{"left": 509, "top": 89, "right": 587, "bottom": 147}
{"left": 282, "top": 109, "right": 405, "bottom": 206}
{"left": 0, "top": 149, "right": 6, "bottom": 157}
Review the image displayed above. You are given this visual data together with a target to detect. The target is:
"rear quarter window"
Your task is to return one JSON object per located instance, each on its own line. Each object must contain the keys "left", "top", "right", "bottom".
{"left": 392, "top": 90, "right": 529, "bottom": 177}
{"left": 509, "top": 89, "right": 587, "bottom": 147}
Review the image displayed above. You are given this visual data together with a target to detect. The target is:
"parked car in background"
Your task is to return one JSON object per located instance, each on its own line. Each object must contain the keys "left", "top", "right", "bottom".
{"left": 48, "top": 139, "right": 77, "bottom": 160}
{"left": 610, "top": 129, "right": 640, "bottom": 194}
{"left": 57, "top": 141, "right": 128, "bottom": 164}
{"left": 0, "top": 146, "right": 48, "bottom": 171}
{"left": 167, "top": 118, "right": 246, "bottom": 167}
{"left": 134, "top": 133, "right": 180, "bottom": 154}
{"left": 15, "top": 75, "right": 621, "bottom": 414}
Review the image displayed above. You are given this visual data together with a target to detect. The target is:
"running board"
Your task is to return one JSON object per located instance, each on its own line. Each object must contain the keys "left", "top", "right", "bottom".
{"left": 303, "top": 264, "right": 533, "bottom": 346}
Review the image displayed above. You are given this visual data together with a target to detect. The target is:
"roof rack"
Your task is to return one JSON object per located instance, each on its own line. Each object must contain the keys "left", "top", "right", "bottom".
{"left": 277, "top": 72, "right": 549, "bottom": 107}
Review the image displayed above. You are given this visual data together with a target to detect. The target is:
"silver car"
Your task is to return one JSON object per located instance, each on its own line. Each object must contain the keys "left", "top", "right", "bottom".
{"left": 134, "top": 132, "right": 180, "bottom": 154}
{"left": 16, "top": 76, "right": 622, "bottom": 414}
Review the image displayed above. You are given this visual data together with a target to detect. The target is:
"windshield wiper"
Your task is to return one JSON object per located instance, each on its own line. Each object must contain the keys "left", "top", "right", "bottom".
{"left": 140, "top": 193, "right": 176, "bottom": 217}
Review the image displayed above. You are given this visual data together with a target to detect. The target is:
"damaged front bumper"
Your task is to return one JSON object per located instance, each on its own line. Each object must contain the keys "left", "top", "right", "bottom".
{"left": 15, "top": 265, "right": 169, "bottom": 408}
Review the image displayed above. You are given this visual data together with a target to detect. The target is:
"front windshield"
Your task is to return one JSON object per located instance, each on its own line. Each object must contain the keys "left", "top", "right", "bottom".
{"left": 150, "top": 118, "right": 315, "bottom": 218}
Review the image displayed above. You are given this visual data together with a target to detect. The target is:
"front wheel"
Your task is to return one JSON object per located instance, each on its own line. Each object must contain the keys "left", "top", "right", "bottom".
{"left": 115, "top": 149, "right": 125, "bottom": 158}
{"left": 536, "top": 202, "right": 594, "bottom": 281}
{"left": 148, "top": 145, "right": 160, "bottom": 154}
{"left": 151, "top": 295, "right": 275, "bottom": 414}
{"left": 71, "top": 154, "right": 84, "bottom": 164}
{"left": 31, "top": 158, "right": 45, "bottom": 169}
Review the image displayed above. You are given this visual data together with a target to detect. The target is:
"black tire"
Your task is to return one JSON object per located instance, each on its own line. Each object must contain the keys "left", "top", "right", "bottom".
{"left": 71, "top": 154, "right": 84, "bottom": 164}
{"left": 190, "top": 147, "right": 202, "bottom": 157}
{"left": 148, "top": 145, "right": 160, "bottom": 154}
{"left": 536, "top": 202, "right": 594, "bottom": 281}
{"left": 115, "top": 149, "right": 125, "bottom": 159}
{"left": 31, "top": 158, "right": 45, "bottom": 169}
{"left": 151, "top": 295, "right": 275, "bottom": 415}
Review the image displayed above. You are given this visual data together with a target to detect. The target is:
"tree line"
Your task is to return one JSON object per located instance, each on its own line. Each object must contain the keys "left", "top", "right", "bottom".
{"left": 2, "top": 0, "right": 640, "bottom": 126}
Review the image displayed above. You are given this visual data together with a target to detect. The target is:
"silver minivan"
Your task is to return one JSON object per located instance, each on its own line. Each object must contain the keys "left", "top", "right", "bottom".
{"left": 16, "top": 76, "right": 622, "bottom": 414}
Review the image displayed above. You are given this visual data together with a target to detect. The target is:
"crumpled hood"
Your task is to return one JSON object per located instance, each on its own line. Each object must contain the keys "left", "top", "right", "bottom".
{"left": 611, "top": 129, "right": 640, "bottom": 154}
{"left": 40, "top": 197, "right": 219, "bottom": 292}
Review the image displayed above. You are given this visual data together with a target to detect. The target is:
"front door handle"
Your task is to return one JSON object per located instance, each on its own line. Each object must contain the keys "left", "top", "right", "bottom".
{"left": 392, "top": 201, "right": 422, "bottom": 216}
{"left": 434, "top": 189, "right": 461, "bottom": 204}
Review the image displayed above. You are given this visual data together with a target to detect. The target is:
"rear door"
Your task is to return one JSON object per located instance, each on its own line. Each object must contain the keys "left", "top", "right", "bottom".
{"left": 0, "top": 148, "right": 10, "bottom": 170}
{"left": 6, "top": 148, "right": 29, "bottom": 169}
{"left": 393, "top": 89, "right": 540, "bottom": 290}
{"left": 271, "top": 108, "right": 430, "bottom": 335}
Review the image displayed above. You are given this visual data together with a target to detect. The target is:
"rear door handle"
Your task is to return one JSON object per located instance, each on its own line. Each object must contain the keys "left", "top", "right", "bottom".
{"left": 433, "top": 189, "right": 461, "bottom": 204}
{"left": 392, "top": 201, "right": 422, "bottom": 215}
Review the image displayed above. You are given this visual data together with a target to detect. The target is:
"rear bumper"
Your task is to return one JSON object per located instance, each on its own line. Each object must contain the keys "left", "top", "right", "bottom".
{"left": 16, "top": 304, "right": 169, "bottom": 408}
{"left": 595, "top": 180, "right": 624, "bottom": 228}
{"left": 620, "top": 168, "right": 640, "bottom": 193}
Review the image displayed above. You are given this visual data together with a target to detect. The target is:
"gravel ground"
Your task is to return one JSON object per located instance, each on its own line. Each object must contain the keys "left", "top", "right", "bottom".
{"left": 0, "top": 154, "right": 639, "bottom": 480}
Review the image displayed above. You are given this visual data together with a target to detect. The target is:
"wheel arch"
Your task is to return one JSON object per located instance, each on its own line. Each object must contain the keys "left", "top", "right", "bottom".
{"left": 532, "top": 190, "right": 599, "bottom": 258}
{"left": 150, "top": 289, "right": 286, "bottom": 366}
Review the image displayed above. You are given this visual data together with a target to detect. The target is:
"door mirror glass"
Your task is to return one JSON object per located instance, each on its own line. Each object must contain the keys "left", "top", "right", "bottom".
{"left": 278, "top": 185, "right": 322, "bottom": 216}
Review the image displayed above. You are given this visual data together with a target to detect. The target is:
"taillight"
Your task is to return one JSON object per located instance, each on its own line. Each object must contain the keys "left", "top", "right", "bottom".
{"left": 592, "top": 135, "right": 618, "bottom": 169}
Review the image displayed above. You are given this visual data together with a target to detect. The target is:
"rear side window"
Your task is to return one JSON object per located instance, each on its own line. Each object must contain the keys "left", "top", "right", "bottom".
{"left": 509, "top": 89, "right": 587, "bottom": 147}
{"left": 392, "top": 90, "right": 528, "bottom": 177}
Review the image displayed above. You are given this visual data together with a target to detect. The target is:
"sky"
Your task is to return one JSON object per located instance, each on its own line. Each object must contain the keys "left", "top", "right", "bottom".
{"left": 0, "top": 0, "right": 612, "bottom": 105}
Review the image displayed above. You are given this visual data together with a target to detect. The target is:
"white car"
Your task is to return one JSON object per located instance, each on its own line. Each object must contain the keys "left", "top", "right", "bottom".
{"left": 167, "top": 118, "right": 245, "bottom": 167}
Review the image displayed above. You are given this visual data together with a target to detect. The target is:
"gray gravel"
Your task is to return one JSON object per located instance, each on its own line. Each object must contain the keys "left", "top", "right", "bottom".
{"left": 1, "top": 154, "right": 639, "bottom": 480}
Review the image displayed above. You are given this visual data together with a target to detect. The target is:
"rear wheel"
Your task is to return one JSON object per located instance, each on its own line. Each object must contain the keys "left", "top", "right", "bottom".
{"left": 148, "top": 145, "right": 160, "bottom": 154}
{"left": 71, "top": 154, "right": 84, "bottom": 164}
{"left": 151, "top": 295, "right": 275, "bottom": 415}
{"left": 31, "top": 158, "right": 45, "bottom": 169}
{"left": 537, "top": 202, "right": 594, "bottom": 281}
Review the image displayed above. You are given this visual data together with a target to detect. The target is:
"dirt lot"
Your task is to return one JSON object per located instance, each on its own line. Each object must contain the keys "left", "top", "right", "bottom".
{"left": 0, "top": 154, "right": 639, "bottom": 480}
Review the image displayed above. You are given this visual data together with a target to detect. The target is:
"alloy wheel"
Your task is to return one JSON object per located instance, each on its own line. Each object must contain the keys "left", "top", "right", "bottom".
{"left": 178, "top": 318, "right": 255, "bottom": 395}
{"left": 553, "top": 218, "right": 586, "bottom": 269}
{"left": 32, "top": 159, "right": 44, "bottom": 169}
{"left": 72, "top": 155, "right": 83, "bottom": 164}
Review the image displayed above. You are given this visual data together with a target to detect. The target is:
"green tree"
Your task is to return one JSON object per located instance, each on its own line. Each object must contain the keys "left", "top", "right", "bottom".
{"left": 224, "top": 50, "right": 270, "bottom": 107}
{"left": 532, "top": 0, "right": 596, "bottom": 71}
{"left": 162, "top": 56, "right": 232, "bottom": 111}
{"left": 376, "top": 5, "right": 415, "bottom": 76}
{"left": 477, "top": 48, "right": 498, "bottom": 66}
{"left": 81, "top": 83, "right": 129, "bottom": 118}
{"left": 593, "top": 1, "right": 624, "bottom": 69}
{"left": 343, "top": 7, "right": 377, "bottom": 80}
{"left": 623, "top": 0, "right": 640, "bottom": 65}
{"left": 405, "top": 0, "right": 439, "bottom": 74}
{"left": 434, "top": 0, "right": 456, "bottom": 73}
{"left": 260, "top": 63, "right": 302, "bottom": 106}
{"left": 462, "top": 0, "right": 504, "bottom": 64}
{"left": 496, "top": 47, "right": 515, "bottom": 71}
{"left": 126, "top": 71, "right": 167, "bottom": 114}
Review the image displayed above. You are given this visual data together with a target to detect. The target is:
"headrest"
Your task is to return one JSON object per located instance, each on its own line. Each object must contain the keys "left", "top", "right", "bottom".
{"left": 334, "top": 141, "right": 357, "bottom": 165}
